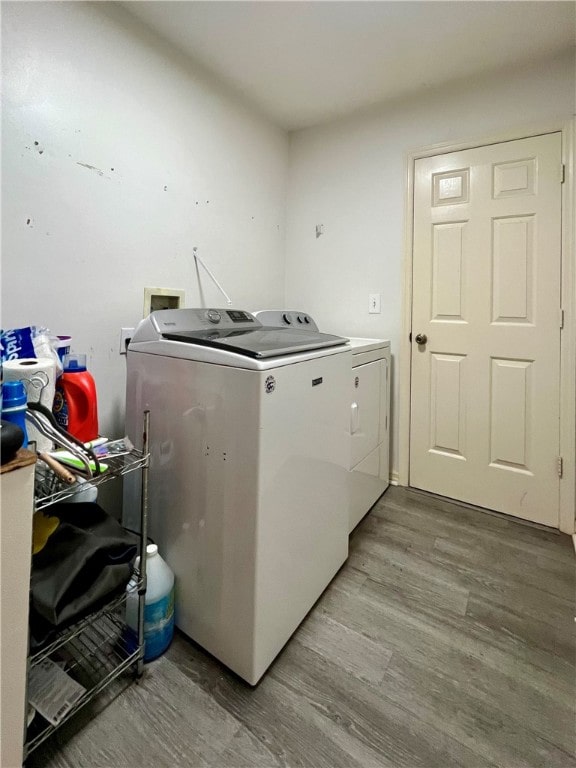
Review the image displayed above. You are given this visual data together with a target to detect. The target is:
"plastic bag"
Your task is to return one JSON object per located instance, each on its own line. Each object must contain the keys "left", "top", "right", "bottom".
{"left": 0, "top": 326, "right": 36, "bottom": 361}
{"left": 1, "top": 325, "right": 63, "bottom": 375}
{"left": 33, "top": 327, "right": 63, "bottom": 376}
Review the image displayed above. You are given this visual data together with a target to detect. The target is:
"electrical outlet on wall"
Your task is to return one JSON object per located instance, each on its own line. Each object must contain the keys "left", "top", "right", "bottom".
{"left": 119, "top": 327, "right": 135, "bottom": 355}
{"left": 369, "top": 293, "right": 381, "bottom": 313}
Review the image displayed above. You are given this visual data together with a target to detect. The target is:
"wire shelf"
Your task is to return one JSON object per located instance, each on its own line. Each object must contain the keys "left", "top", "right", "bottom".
{"left": 26, "top": 412, "right": 150, "bottom": 759}
{"left": 25, "top": 595, "right": 143, "bottom": 758}
{"left": 34, "top": 449, "right": 148, "bottom": 511}
{"left": 29, "top": 574, "right": 142, "bottom": 665}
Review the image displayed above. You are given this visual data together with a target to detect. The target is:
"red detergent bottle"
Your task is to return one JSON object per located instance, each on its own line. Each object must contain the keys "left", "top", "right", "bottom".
{"left": 53, "top": 353, "right": 99, "bottom": 442}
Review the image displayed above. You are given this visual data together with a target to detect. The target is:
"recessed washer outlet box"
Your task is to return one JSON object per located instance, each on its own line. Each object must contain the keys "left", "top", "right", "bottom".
{"left": 143, "top": 288, "right": 185, "bottom": 317}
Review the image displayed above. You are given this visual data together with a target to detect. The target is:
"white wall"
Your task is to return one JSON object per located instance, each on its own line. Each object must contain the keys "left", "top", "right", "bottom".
{"left": 2, "top": 1, "right": 288, "bottom": 441}
{"left": 285, "top": 51, "right": 576, "bottom": 480}
{"left": 3, "top": 3, "right": 574, "bottom": 492}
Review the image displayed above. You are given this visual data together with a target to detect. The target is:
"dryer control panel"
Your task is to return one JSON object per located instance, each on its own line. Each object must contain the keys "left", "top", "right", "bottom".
{"left": 252, "top": 310, "right": 319, "bottom": 331}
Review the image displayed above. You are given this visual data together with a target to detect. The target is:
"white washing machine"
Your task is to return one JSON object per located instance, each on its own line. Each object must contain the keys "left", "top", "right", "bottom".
{"left": 123, "top": 308, "right": 351, "bottom": 685}
{"left": 253, "top": 311, "right": 390, "bottom": 532}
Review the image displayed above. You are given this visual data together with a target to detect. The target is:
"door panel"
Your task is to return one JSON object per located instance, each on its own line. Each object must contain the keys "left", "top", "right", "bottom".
{"left": 410, "top": 133, "right": 562, "bottom": 526}
{"left": 432, "top": 223, "right": 466, "bottom": 321}
{"left": 429, "top": 352, "right": 467, "bottom": 458}
{"left": 489, "top": 358, "right": 532, "bottom": 470}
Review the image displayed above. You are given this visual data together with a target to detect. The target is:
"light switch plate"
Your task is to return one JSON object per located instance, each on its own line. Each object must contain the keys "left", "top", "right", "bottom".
{"left": 369, "top": 293, "right": 381, "bottom": 313}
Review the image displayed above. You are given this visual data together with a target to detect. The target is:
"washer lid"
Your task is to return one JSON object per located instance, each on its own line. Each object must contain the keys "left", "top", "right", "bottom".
{"left": 162, "top": 327, "right": 347, "bottom": 359}
{"left": 131, "top": 308, "right": 348, "bottom": 359}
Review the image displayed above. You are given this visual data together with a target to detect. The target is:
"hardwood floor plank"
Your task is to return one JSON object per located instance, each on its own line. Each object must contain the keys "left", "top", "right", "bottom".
{"left": 465, "top": 593, "right": 575, "bottom": 664}
{"left": 320, "top": 569, "right": 574, "bottom": 710}
{"left": 350, "top": 512, "right": 437, "bottom": 556}
{"left": 169, "top": 637, "right": 372, "bottom": 768}
{"left": 218, "top": 724, "right": 284, "bottom": 767}
{"left": 430, "top": 538, "right": 574, "bottom": 628}
{"left": 28, "top": 657, "right": 242, "bottom": 767}
{"left": 381, "top": 653, "right": 576, "bottom": 767}
{"left": 360, "top": 495, "right": 574, "bottom": 615}
{"left": 272, "top": 641, "right": 490, "bottom": 768}
{"left": 324, "top": 576, "right": 575, "bottom": 759}
{"left": 29, "top": 486, "right": 575, "bottom": 768}
{"left": 348, "top": 537, "right": 471, "bottom": 617}
{"left": 432, "top": 535, "right": 574, "bottom": 601}
{"left": 360, "top": 576, "right": 574, "bottom": 696}
{"left": 375, "top": 488, "right": 574, "bottom": 562}
{"left": 294, "top": 611, "right": 393, "bottom": 685}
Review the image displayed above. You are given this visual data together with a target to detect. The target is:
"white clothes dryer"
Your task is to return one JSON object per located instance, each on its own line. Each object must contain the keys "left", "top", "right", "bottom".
{"left": 123, "top": 308, "right": 351, "bottom": 685}
{"left": 347, "top": 337, "right": 390, "bottom": 531}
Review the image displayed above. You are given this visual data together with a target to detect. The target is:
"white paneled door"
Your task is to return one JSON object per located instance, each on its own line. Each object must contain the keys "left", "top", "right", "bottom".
{"left": 410, "top": 133, "right": 562, "bottom": 526}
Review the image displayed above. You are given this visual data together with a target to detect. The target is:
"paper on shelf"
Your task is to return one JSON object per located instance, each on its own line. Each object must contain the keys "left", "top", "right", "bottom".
{"left": 27, "top": 658, "right": 86, "bottom": 726}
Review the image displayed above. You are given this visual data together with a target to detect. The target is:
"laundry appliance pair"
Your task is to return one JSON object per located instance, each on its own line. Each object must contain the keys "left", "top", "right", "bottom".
{"left": 124, "top": 307, "right": 389, "bottom": 684}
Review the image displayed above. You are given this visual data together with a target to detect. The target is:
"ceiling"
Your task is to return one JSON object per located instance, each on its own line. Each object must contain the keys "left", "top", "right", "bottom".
{"left": 123, "top": 1, "right": 576, "bottom": 131}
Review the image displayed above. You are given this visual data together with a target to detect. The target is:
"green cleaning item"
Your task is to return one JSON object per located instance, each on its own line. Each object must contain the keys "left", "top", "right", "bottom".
{"left": 48, "top": 450, "right": 108, "bottom": 474}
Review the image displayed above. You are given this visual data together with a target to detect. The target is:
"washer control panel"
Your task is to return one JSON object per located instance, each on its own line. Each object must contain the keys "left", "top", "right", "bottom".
{"left": 205, "top": 309, "right": 255, "bottom": 325}
{"left": 149, "top": 308, "right": 258, "bottom": 336}
{"left": 206, "top": 309, "right": 222, "bottom": 324}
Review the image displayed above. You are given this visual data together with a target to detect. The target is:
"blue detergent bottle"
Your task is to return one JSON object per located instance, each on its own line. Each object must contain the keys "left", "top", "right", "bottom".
{"left": 1, "top": 380, "right": 29, "bottom": 448}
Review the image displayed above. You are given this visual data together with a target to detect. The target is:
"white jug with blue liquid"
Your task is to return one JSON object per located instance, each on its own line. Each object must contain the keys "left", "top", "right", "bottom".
{"left": 125, "top": 543, "right": 174, "bottom": 661}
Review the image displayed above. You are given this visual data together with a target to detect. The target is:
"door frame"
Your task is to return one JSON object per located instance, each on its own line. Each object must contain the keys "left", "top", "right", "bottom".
{"left": 398, "top": 119, "right": 575, "bottom": 534}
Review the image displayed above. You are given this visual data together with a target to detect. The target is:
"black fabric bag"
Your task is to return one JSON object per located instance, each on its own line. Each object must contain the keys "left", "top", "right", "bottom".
{"left": 0, "top": 419, "right": 25, "bottom": 464}
{"left": 29, "top": 502, "right": 137, "bottom": 649}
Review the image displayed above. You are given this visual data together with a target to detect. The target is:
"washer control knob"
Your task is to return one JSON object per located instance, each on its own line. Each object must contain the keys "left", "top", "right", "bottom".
{"left": 297, "top": 315, "right": 304, "bottom": 323}
{"left": 282, "top": 313, "right": 292, "bottom": 324}
{"left": 303, "top": 316, "right": 310, "bottom": 324}
{"left": 206, "top": 309, "right": 221, "bottom": 324}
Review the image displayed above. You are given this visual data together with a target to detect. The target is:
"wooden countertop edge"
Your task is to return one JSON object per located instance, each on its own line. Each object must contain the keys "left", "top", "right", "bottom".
{"left": 1, "top": 448, "right": 37, "bottom": 474}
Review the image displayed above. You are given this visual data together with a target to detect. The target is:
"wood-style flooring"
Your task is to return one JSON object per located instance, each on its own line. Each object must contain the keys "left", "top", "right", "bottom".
{"left": 28, "top": 486, "right": 576, "bottom": 768}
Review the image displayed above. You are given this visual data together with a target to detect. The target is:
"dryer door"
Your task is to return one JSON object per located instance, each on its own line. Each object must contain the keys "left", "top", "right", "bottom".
{"left": 350, "top": 360, "right": 381, "bottom": 468}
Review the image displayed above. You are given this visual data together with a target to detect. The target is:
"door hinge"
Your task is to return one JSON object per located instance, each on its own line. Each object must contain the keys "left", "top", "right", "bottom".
{"left": 409, "top": 332, "right": 412, "bottom": 343}
{"left": 560, "top": 308, "right": 564, "bottom": 328}
{"left": 561, "top": 164, "right": 565, "bottom": 184}
{"left": 557, "top": 456, "right": 563, "bottom": 478}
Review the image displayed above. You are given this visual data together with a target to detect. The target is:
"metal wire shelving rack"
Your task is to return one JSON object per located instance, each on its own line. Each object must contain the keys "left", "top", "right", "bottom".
{"left": 24, "top": 412, "right": 150, "bottom": 759}
{"left": 34, "top": 449, "right": 148, "bottom": 512}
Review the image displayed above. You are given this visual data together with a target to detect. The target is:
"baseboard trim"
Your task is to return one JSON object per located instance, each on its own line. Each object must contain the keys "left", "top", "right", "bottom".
{"left": 390, "top": 470, "right": 399, "bottom": 486}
